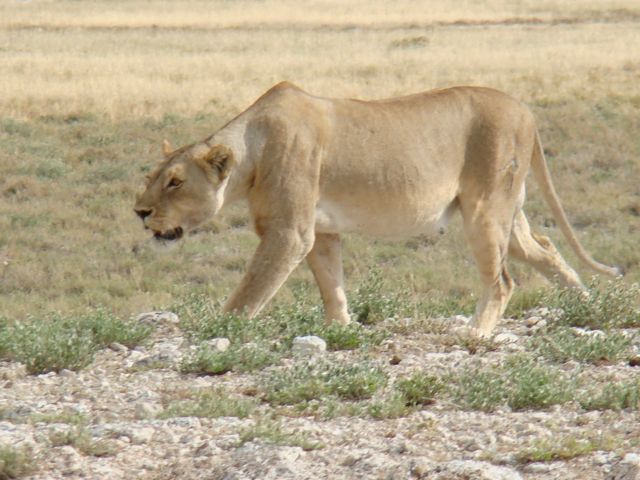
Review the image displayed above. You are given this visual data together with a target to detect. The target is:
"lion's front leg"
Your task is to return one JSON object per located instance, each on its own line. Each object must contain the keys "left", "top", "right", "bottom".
{"left": 223, "top": 228, "right": 314, "bottom": 318}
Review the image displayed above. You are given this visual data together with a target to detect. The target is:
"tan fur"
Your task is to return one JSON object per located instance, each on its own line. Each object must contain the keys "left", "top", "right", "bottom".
{"left": 134, "top": 82, "right": 620, "bottom": 337}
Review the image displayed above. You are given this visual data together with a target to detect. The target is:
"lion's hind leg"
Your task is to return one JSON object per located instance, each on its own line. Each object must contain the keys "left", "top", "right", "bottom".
{"left": 508, "top": 210, "right": 585, "bottom": 290}
{"left": 460, "top": 202, "right": 516, "bottom": 337}
{"left": 306, "top": 233, "right": 350, "bottom": 325}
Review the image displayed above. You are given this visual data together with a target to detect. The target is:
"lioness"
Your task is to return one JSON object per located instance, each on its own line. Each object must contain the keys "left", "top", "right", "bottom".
{"left": 134, "top": 82, "right": 620, "bottom": 337}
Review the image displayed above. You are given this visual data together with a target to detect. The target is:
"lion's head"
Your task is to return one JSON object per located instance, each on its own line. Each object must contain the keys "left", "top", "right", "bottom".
{"left": 134, "top": 140, "right": 234, "bottom": 242}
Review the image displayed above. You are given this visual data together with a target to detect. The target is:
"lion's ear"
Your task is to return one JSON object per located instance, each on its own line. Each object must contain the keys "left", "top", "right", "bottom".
{"left": 202, "top": 145, "right": 234, "bottom": 181}
{"left": 162, "top": 139, "right": 173, "bottom": 157}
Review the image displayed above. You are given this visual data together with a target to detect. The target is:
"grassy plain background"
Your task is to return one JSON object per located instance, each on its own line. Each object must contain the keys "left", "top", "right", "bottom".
{"left": 0, "top": 0, "right": 639, "bottom": 319}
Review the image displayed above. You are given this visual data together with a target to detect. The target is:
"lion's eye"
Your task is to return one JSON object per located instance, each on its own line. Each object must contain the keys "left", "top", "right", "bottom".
{"left": 167, "top": 178, "right": 183, "bottom": 190}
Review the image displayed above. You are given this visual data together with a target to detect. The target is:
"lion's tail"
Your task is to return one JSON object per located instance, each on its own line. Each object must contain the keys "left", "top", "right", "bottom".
{"left": 530, "top": 131, "right": 622, "bottom": 277}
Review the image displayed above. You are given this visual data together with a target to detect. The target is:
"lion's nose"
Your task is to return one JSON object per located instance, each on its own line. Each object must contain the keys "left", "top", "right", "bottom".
{"left": 135, "top": 208, "right": 153, "bottom": 221}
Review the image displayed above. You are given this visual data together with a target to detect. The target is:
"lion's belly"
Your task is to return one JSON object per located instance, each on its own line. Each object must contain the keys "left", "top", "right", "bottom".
{"left": 314, "top": 196, "right": 456, "bottom": 239}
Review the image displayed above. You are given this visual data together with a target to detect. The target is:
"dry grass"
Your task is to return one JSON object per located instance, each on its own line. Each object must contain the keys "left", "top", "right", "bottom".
{"left": 0, "top": 0, "right": 638, "bottom": 320}
{"left": 3, "top": 1, "right": 637, "bottom": 29}
{"left": 1, "top": 1, "right": 639, "bottom": 119}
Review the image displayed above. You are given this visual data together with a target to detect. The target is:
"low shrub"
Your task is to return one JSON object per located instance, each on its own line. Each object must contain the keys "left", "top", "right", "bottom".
{"left": 161, "top": 388, "right": 257, "bottom": 419}
{"left": 261, "top": 360, "right": 387, "bottom": 405}
{"left": 0, "top": 310, "right": 152, "bottom": 374}
{"left": 449, "top": 354, "right": 572, "bottom": 412}
{"left": 396, "top": 371, "right": 443, "bottom": 406}
{"left": 530, "top": 327, "right": 634, "bottom": 364}
{"left": 544, "top": 279, "right": 640, "bottom": 329}
{"left": 180, "top": 342, "right": 282, "bottom": 375}
{"left": 579, "top": 379, "right": 640, "bottom": 411}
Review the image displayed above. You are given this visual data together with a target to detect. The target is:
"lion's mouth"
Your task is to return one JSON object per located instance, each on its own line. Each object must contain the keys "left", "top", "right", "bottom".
{"left": 153, "top": 226, "right": 184, "bottom": 241}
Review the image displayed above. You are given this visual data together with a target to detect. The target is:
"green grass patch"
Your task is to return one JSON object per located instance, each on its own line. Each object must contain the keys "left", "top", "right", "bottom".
{"left": 0, "top": 310, "right": 152, "bottom": 374}
{"left": 396, "top": 371, "right": 444, "bottom": 407}
{"left": 450, "top": 334, "right": 499, "bottom": 355}
{"left": 160, "top": 388, "right": 258, "bottom": 419}
{"left": 530, "top": 327, "right": 634, "bottom": 364}
{"left": 290, "top": 397, "right": 367, "bottom": 420}
{"left": 174, "top": 289, "right": 322, "bottom": 346}
{"left": 318, "top": 322, "right": 385, "bottom": 351}
{"left": 174, "top": 288, "right": 386, "bottom": 352}
{"left": 544, "top": 279, "right": 640, "bottom": 329}
{"left": 48, "top": 426, "right": 116, "bottom": 457}
{"left": 415, "top": 293, "right": 476, "bottom": 319}
{"left": 261, "top": 360, "right": 387, "bottom": 405}
{"left": 3, "top": 319, "right": 96, "bottom": 374}
{"left": 449, "top": 354, "right": 572, "bottom": 412}
{"left": 80, "top": 308, "right": 152, "bottom": 348}
{"left": 579, "top": 379, "right": 640, "bottom": 411}
{"left": 516, "top": 434, "right": 618, "bottom": 463}
{"left": 180, "top": 342, "right": 282, "bottom": 375}
{"left": 364, "top": 370, "right": 445, "bottom": 419}
{"left": 29, "top": 411, "right": 88, "bottom": 426}
{"left": 239, "top": 420, "right": 324, "bottom": 451}
{"left": 173, "top": 296, "right": 260, "bottom": 343}
{"left": 0, "top": 445, "right": 35, "bottom": 479}
{"left": 349, "top": 267, "right": 406, "bottom": 324}
{"left": 366, "top": 393, "right": 415, "bottom": 419}
{"left": 505, "top": 288, "right": 546, "bottom": 318}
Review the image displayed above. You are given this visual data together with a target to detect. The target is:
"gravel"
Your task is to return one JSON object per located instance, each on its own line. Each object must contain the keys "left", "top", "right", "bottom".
{"left": 1, "top": 311, "right": 638, "bottom": 479}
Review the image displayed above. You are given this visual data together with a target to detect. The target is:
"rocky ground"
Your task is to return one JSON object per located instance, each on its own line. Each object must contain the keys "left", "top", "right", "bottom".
{"left": 1, "top": 311, "right": 639, "bottom": 480}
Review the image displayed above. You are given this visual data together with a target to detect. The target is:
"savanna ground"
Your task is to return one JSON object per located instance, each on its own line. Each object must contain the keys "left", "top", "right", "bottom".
{"left": 1, "top": 1, "right": 640, "bottom": 478}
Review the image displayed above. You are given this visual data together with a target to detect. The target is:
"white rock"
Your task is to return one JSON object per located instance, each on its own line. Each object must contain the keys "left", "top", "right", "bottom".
{"left": 141, "top": 459, "right": 157, "bottom": 470}
{"left": 132, "top": 354, "right": 173, "bottom": 369}
{"left": 458, "top": 435, "right": 482, "bottom": 452}
{"left": 167, "top": 417, "right": 201, "bottom": 428}
{"left": 46, "top": 423, "right": 74, "bottom": 438}
{"left": 582, "top": 410, "right": 601, "bottom": 422}
{"left": 494, "top": 333, "right": 519, "bottom": 344}
{"left": 527, "top": 307, "right": 563, "bottom": 321}
{"left": 593, "top": 452, "right": 616, "bottom": 466}
{"left": 357, "top": 451, "right": 400, "bottom": 472}
{"left": 524, "top": 317, "right": 547, "bottom": 331}
{"left": 624, "top": 454, "right": 640, "bottom": 464}
{"left": 573, "top": 327, "right": 605, "bottom": 338}
{"left": 58, "top": 368, "right": 75, "bottom": 378}
{"left": 292, "top": 336, "right": 327, "bottom": 356}
{"left": 276, "top": 445, "right": 304, "bottom": 464}
{"left": 524, "top": 316, "right": 543, "bottom": 327}
{"left": 137, "top": 311, "right": 179, "bottom": 326}
{"left": 216, "top": 434, "right": 241, "bottom": 449}
{"left": 609, "top": 453, "right": 640, "bottom": 480}
{"left": 0, "top": 362, "right": 27, "bottom": 381}
{"left": 523, "top": 462, "right": 558, "bottom": 473}
{"left": 492, "top": 453, "right": 518, "bottom": 466}
{"left": 410, "top": 457, "right": 435, "bottom": 478}
{"left": 448, "top": 315, "right": 471, "bottom": 326}
{"left": 204, "top": 337, "right": 231, "bottom": 352}
{"left": 428, "top": 460, "right": 523, "bottom": 480}
{"left": 127, "top": 350, "right": 147, "bottom": 363}
{"left": 109, "top": 342, "right": 128, "bottom": 353}
{"left": 91, "top": 464, "right": 125, "bottom": 478}
{"left": 194, "top": 440, "right": 221, "bottom": 457}
{"left": 134, "top": 402, "right": 163, "bottom": 420}
{"left": 56, "top": 445, "right": 84, "bottom": 476}
{"left": 125, "top": 426, "right": 155, "bottom": 445}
